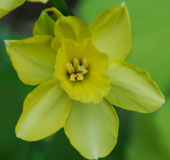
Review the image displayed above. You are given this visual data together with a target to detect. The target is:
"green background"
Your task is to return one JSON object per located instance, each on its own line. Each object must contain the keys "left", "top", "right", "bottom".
{"left": 0, "top": 0, "right": 170, "bottom": 159}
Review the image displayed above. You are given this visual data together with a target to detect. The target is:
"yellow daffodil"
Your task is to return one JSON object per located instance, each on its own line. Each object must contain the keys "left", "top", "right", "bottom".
{"left": 5, "top": 3, "right": 165, "bottom": 160}
{"left": 0, "top": 0, "right": 48, "bottom": 19}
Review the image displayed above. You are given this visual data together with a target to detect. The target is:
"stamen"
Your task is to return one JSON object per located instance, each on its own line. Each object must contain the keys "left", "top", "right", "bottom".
{"left": 82, "top": 69, "right": 88, "bottom": 75}
{"left": 76, "top": 73, "right": 84, "bottom": 81}
{"left": 66, "top": 63, "right": 75, "bottom": 74}
{"left": 82, "top": 58, "right": 88, "bottom": 68}
{"left": 73, "top": 58, "right": 80, "bottom": 69}
{"left": 66, "top": 57, "right": 89, "bottom": 81}
{"left": 70, "top": 73, "right": 77, "bottom": 81}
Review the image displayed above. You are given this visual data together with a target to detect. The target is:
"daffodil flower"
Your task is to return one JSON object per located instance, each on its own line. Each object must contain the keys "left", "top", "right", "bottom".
{"left": 5, "top": 3, "right": 165, "bottom": 160}
{"left": 0, "top": 0, "right": 48, "bottom": 18}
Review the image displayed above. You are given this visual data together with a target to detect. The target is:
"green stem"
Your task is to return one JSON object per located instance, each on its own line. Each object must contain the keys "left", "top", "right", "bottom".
{"left": 26, "top": 141, "right": 49, "bottom": 160}
{"left": 49, "top": 0, "right": 72, "bottom": 15}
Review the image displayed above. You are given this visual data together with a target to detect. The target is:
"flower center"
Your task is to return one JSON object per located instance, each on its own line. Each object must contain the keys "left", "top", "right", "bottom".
{"left": 66, "top": 58, "right": 88, "bottom": 81}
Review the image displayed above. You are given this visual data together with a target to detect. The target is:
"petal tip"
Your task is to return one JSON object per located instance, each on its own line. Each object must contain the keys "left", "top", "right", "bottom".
{"left": 160, "top": 95, "right": 166, "bottom": 106}
{"left": 15, "top": 131, "right": 22, "bottom": 140}
{"left": 16, "top": 133, "right": 20, "bottom": 139}
{"left": 4, "top": 40, "right": 10, "bottom": 45}
{"left": 121, "top": 1, "right": 126, "bottom": 8}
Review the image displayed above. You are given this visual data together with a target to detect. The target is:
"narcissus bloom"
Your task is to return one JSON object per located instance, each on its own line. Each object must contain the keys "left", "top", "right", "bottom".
{"left": 5, "top": 3, "right": 165, "bottom": 160}
{"left": 0, "top": 0, "right": 48, "bottom": 18}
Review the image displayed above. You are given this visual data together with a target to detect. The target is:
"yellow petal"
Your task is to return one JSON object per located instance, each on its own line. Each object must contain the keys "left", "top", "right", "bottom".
{"left": 33, "top": 8, "right": 63, "bottom": 36}
{"left": 5, "top": 36, "right": 56, "bottom": 85}
{"left": 0, "top": 0, "right": 25, "bottom": 18}
{"left": 105, "top": 62, "right": 165, "bottom": 113}
{"left": 27, "top": 0, "right": 48, "bottom": 3}
{"left": 64, "top": 99, "right": 119, "bottom": 159}
{"left": 16, "top": 79, "right": 72, "bottom": 141}
{"left": 90, "top": 3, "right": 132, "bottom": 61}
{"left": 55, "top": 39, "right": 110, "bottom": 103}
{"left": 51, "top": 16, "right": 91, "bottom": 52}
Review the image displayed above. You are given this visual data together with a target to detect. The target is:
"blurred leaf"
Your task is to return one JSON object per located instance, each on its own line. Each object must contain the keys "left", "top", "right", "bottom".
{"left": 123, "top": 0, "right": 170, "bottom": 159}
{"left": 127, "top": 0, "right": 170, "bottom": 93}
{"left": 125, "top": 99, "right": 170, "bottom": 160}
{"left": 0, "top": 26, "right": 33, "bottom": 160}
{"left": 75, "top": 0, "right": 121, "bottom": 24}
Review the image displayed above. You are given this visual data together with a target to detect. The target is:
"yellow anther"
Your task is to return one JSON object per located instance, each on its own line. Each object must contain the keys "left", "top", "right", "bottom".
{"left": 82, "top": 69, "right": 88, "bottom": 75}
{"left": 73, "top": 58, "right": 80, "bottom": 69}
{"left": 76, "top": 73, "right": 84, "bottom": 81}
{"left": 66, "top": 63, "right": 75, "bottom": 74}
{"left": 70, "top": 73, "right": 77, "bottom": 81}
{"left": 82, "top": 58, "right": 88, "bottom": 69}
{"left": 66, "top": 57, "right": 88, "bottom": 81}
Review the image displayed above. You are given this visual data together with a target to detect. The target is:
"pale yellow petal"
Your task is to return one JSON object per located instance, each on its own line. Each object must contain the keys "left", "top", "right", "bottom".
{"left": 5, "top": 36, "right": 56, "bottom": 85}
{"left": 27, "top": 0, "right": 48, "bottom": 3}
{"left": 0, "top": 0, "right": 25, "bottom": 18}
{"left": 51, "top": 16, "right": 91, "bottom": 51}
{"left": 55, "top": 39, "right": 110, "bottom": 103}
{"left": 16, "top": 79, "right": 72, "bottom": 141}
{"left": 90, "top": 3, "right": 132, "bottom": 61}
{"left": 65, "top": 99, "right": 119, "bottom": 159}
{"left": 105, "top": 62, "right": 165, "bottom": 113}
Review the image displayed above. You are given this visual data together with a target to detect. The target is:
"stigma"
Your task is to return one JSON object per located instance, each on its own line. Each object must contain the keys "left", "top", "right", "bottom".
{"left": 66, "top": 58, "right": 88, "bottom": 81}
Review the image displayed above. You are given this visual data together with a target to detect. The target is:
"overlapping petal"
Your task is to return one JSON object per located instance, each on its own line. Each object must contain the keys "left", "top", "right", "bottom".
{"left": 105, "top": 62, "right": 165, "bottom": 113}
{"left": 55, "top": 39, "right": 110, "bottom": 103}
{"left": 52, "top": 16, "right": 91, "bottom": 51}
{"left": 5, "top": 36, "right": 56, "bottom": 85}
{"left": 33, "top": 8, "right": 63, "bottom": 36}
{"left": 16, "top": 79, "right": 72, "bottom": 141}
{"left": 90, "top": 3, "right": 132, "bottom": 61}
{"left": 65, "top": 99, "right": 119, "bottom": 159}
{"left": 0, "top": 0, "right": 25, "bottom": 18}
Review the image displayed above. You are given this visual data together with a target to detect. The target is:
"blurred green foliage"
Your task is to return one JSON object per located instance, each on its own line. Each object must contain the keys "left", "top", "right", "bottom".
{"left": 50, "top": 0, "right": 70, "bottom": 15}
{"left": 76, "top": 0, "right": 170, "bottom": 159}
{"left": 0, "top": 0, "right": 170, "bottom": 159}
{"left": 75, "top": 0, "right": 118, "bottom": 24}
{"left": 0, "top": 26, "right": 30, "bottom": 160}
